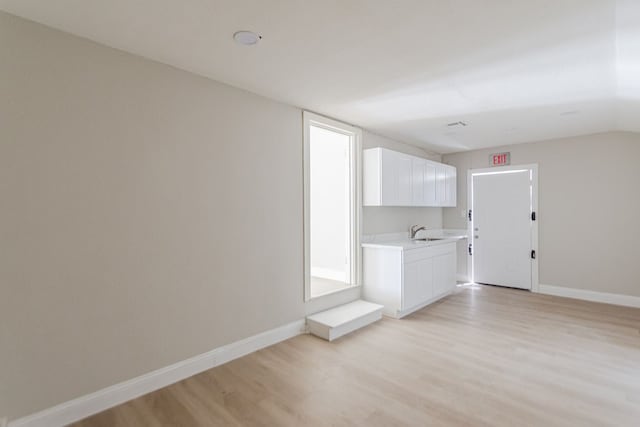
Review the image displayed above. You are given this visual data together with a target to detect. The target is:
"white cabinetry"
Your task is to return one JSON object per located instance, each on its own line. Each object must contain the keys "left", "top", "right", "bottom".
{"left": 432, "top": 249, "right": 456, "bottom": 296}
{"left": 411, "top": 157, "right": 426, "bottom": 206}
{"left": 403, "top": 256, "right": 433, "bottom": 309}
{"left": 363, "top": 242, "right": 457, "bottom": 318}
{"left": 443, "top": 165, "right": 456, "bottom": 207}
{"left": 364, "top": 147, "right": 456, "bottom": 207}
{"left": 380, "top": 148, "right": 412, "bottom": 206}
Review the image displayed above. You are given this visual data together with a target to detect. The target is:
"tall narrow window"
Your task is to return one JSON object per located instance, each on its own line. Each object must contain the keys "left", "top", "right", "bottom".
{"left": 304, "top": 112, "right": 361, "bottom": 300}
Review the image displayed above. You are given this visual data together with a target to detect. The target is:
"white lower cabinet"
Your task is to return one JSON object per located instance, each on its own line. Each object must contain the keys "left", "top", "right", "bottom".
{"left": 403, "top": 257, "right": 433, "bottom": 310}
{"left": 432, "top": 251, "right": 456, "bottom": 297}
{"left": 363, "top": 242, "right": 456, "bottom": 318}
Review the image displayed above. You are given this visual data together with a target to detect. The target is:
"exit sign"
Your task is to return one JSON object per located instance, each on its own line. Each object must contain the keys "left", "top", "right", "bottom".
{"left": 490, "top": 152, "right": 510, "bottom": 166}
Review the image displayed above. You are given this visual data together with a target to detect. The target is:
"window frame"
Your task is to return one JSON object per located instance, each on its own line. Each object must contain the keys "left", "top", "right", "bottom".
{"left": 303, "top": 111, "right": 362, "bottom": 302}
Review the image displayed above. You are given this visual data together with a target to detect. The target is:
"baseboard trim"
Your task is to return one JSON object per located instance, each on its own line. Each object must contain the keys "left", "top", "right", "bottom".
{"left": 538, "top": 284, "right": 640, "bottom": 308}
{"left": 394, "top": 290, "right": 452, "bottom": 319}
{"left": 9, "top": 319, "right": 307, "bottom": 427}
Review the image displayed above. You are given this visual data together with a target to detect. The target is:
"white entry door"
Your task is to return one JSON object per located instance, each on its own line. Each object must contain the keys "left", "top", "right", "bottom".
{"left": 472, "top": 168, "right": 534, "bottom": 290}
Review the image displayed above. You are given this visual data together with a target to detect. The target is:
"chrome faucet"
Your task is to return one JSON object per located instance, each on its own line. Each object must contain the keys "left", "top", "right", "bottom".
{"left": 409, "top": 224, "right": 427, "bottom": 239}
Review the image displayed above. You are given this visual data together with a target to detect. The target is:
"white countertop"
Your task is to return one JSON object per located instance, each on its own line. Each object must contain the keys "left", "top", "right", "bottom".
{"left": 361, "top": 229, "right": 468, "bottom": 251}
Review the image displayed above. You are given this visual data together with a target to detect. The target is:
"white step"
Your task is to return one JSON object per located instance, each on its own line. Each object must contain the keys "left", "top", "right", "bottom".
{"left": 306, "top": 300, "right": 384, "bottom": 341}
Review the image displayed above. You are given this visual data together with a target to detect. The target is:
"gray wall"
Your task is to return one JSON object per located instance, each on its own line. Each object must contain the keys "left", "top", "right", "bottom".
{"left": 362, "top": 132, "right": 443, "bottom": 235}
{"left": 0, "top": 12, "right": 425, "bottom": 419}
{"left": 443, "top": 132, "right": 640, "bottom": 297}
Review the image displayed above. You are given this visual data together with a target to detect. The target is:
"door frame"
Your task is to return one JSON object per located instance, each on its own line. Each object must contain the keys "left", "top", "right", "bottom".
{"left": 467, "top": 163, "right": 539, "bottom": 292}
{"left": 303, "top": 111, "right": 363, "bottom": 302}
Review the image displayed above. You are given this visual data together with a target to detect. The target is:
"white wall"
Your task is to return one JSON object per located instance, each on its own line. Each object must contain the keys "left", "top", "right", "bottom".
{"left": 0, "top": 12, "right": 436, "bottom": 420}
{"left": 443, "top": 132, "right": 640, "bottom": 297}
{"left": 362, "top": 132, "right": 443, "bottom": 235}
{"left": 0, "top": 11, "right": 308, "bottom": 419}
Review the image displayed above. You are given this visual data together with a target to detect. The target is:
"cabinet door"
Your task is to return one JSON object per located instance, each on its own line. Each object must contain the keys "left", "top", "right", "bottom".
{"left": 433, "top": 251, "right": 456, "bottom": 297}
{"left": 444, "top": 166, "right": 457, "bottom": 207}
{"left": 412, "top": 158, "right": 426, "bottom": 206}
{"left": 424, "top": 161, "right": 438, "bottom": 206}
{"left": 381, "top": 149, "right": 412, "bottom": 206}
{"left": 363, "top": 148, "right": 382, "bottom": 206}
{"left": 403, "top": 258, "right": 433, "bottom": 309}
{"left": 435, "top": 164, "right": 447, "bottom": 206}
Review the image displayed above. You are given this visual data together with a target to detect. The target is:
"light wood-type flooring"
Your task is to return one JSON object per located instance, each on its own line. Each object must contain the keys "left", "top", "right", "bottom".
{"left": 72, "top": 284, "right": 640, "bottom": 426}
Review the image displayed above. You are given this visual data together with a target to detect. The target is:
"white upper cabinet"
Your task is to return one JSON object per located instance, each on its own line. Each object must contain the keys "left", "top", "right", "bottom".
{"left": 444, "top": 164, "right": 457, "bottom": 207}
{"left": 411, "top": 157, "right": 426, "bottom": 206}
{"left": 382, "top": 149, "right": 412, "bottom": 206}
{"left": 363, "top": 147, "right": 456, "bottom": 207}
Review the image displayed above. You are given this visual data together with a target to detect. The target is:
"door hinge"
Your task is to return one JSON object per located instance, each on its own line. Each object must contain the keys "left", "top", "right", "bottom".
{"left": 531, "top": 250, "right": 536, "bottom": 259}
{"left": 468, "top": 244, "right": 473, "bottom": 256}
{"left": 531, "top": 211, "right": 536, "bottom": 221}
{"left": 468, "top": 210, "right": 472, "bottom": 221}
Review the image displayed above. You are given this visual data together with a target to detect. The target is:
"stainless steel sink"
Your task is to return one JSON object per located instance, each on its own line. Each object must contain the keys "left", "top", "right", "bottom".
{"left": 412, "top": 237, "right": 445, "bottom": 243}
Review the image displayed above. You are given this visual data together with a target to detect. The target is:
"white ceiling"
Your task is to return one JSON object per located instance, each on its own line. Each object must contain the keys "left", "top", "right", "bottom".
{"left": 1, "top": 0, "right": 639, "bottom": 153}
